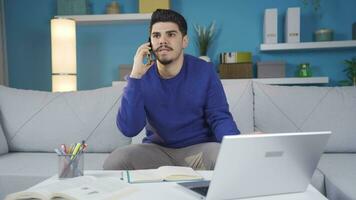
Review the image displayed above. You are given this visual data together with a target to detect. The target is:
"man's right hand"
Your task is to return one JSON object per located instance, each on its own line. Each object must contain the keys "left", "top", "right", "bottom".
{"left": 130, "top": 42, "right": 154, "bottom": 79}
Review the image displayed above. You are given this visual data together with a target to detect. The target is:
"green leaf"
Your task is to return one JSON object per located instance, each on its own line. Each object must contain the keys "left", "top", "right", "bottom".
{"left": 194, "top": 21, "right": 217, "bottom": 56}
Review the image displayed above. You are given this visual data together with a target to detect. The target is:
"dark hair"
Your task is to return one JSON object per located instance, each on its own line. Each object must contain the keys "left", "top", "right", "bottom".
{"left": 150, "top": 9, "right": 187, "bottom": 36}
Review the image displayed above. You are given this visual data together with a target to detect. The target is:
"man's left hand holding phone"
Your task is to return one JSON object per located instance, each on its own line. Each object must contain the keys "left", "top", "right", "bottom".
{"left": 130, "top": 38, "right": 155, "bottom": 79}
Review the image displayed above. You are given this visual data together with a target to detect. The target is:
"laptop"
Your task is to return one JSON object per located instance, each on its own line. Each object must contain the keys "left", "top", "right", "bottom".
{"left": 178, "top": 131, "right": 331, "bottom": 200}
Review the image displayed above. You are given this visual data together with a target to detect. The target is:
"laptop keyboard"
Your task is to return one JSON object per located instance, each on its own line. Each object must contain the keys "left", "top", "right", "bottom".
{"left": 191, "top": 186, "right": 209, "bottom": 196}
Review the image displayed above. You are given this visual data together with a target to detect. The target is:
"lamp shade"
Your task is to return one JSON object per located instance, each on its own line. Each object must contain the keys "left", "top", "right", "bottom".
{"left": 51, "top": 18, "right": 77, "bottom": 92}
{"left": 52, "top": 75, "right": 77, "bottom": 92}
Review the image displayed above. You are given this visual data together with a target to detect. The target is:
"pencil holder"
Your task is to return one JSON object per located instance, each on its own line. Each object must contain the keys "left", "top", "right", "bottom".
{"left": 58, "top": 153, "right": 84, "bottom": 179}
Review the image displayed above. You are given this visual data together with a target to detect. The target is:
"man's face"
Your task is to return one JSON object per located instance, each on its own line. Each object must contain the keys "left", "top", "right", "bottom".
{"left": 150, "top": 22, "right": 188, "bottom": 65}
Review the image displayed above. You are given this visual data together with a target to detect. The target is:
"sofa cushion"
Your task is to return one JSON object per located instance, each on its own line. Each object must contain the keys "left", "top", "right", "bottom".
{"left": 311, "top": 168, "right": 326, "bottom": 196}
{"left": 0, "top": 122, "right": 8, "bottom": 155}
{"left": 317, "top": 153, "right": 356, "bottom": 200}
{"left": 221, "top": 79, "right": 254, "bottom": 134}
{"left": 253, "top": 82, "right": 356, "bottom": 152}
{"left": 0, "top": 152, "right": 109, "bottom": 199}
{"left": 0, "top": 84, "right": 130, "bottom": 153}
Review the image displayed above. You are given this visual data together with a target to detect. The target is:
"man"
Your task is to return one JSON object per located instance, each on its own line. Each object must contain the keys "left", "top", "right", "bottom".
{"left": 103, "top": 9, "right": 239, "bottom": 170}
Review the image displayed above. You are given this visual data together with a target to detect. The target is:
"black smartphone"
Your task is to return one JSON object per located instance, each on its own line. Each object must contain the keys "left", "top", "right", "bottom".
{"left": 147, "top": 37, "right": 154, "bottom": 65}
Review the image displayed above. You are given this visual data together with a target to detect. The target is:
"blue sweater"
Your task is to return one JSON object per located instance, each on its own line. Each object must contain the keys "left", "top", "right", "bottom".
{"left": 117, "top": 54, "right": 240, "bottom": 148}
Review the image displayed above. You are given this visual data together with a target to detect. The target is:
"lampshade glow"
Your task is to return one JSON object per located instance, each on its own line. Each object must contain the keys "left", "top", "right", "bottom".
{"left": 51, "top": 18, "right": 77, "bottom": 92}
{"left": 52, "top": 75, "right": 77, "bottom": 92}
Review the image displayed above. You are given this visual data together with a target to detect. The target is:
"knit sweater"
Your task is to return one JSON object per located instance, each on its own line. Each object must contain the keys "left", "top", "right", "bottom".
{"left": 117, "top": 54, "right": 240, "bottom": 148}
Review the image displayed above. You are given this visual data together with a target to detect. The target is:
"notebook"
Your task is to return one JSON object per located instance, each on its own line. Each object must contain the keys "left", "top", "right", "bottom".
{"left": 125, "top": 166, "right": 203, "bottom": 183}
{"left": 178, "top": 131, "right": 331, "bottom": 200}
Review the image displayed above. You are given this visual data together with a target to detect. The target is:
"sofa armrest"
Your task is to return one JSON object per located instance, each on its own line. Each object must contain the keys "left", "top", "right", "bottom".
{"left": 0, "top": 123, "right": 9, "bottom": 155}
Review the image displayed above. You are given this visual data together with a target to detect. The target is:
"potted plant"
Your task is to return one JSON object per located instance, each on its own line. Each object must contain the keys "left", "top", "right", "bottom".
{"left": 302, "top": 0, "right": 321, "bottom": 12}
{"left": 301, "top": 0, "right": 333, "bottom": 42}
{"left": 339, "top": 57, "right": 356, "bottom": 86}
{"left": 193, "top": 21, "right": 216, "bottom": 62}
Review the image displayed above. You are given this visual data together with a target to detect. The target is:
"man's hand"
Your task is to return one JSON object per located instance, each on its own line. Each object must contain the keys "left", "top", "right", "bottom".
{"left": 130, "top": 42, "right": 154, "bottom": 79}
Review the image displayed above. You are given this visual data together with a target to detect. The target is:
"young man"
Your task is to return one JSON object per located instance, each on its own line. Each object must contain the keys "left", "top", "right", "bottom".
{"left": 103, "top": 9, "right": 239, "bottom": 170}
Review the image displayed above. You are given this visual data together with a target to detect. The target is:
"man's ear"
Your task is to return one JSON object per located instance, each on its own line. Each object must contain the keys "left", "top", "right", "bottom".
{"left": 182, "top": 35, "right": 189, "bottom": 49}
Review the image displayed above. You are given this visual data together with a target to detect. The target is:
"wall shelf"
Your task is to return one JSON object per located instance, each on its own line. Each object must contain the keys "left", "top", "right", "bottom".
{"left": 54, "top": 13, "right": 152, "bottom": 24}
{"left": 112, "top": 77, "right": 329, "bottom": 86}
{"left": 252, "top": 77, "right": 329, "bottom": 85}
{"left": 260, "top": 40, "right": 356, "bottom": 51}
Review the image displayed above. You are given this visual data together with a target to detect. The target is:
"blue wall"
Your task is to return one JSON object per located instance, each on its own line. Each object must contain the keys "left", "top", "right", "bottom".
{"left": 5, "top": 0, "right": 356, "bottom": 91}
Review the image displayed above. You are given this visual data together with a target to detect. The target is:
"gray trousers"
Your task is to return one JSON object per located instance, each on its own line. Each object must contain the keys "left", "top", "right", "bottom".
{"left": 103, "top": 142, "right": 220, "bottom": 170}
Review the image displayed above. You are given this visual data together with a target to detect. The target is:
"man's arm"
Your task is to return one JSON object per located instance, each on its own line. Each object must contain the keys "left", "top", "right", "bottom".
{"left": 204, "top": 65, "right": 240, "bottom": 141}
{"left": 116, "top": 42, "right": 153, "bottom": 137}
{"left": 117, "top": 78, "right": 147, "bottom": 137}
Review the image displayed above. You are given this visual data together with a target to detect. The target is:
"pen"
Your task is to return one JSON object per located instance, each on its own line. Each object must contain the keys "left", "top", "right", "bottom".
{"left": 54, "top": 148, "right": 64, "bottom": 156}
{"left": 71, "top": 143, "right": 82, "bottom": 160}
{"left": 80, "top": 140, "right": 86, "bottom": 151}
{"left": 68, "top": 143, "right": 75, "bottom": 154}
{"left": 70, "top": 141, "right": 87, "bottom": 160}
{"left": 60, "top": 144, "right": 67, "bottom": 154}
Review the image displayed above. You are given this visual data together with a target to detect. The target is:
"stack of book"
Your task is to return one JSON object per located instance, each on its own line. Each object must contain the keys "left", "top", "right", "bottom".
{"left": 219, "top": 52, "right": 253, "bottom": 79}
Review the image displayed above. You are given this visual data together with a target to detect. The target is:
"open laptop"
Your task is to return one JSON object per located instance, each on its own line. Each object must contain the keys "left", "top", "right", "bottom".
{"left": 178, "top": 131, "right": 331, "bottom": 200}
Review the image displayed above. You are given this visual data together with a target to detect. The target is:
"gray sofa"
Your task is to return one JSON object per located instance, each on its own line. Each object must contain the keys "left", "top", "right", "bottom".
{"left": 1, "top": 80, "right": 355, "bottom": 199}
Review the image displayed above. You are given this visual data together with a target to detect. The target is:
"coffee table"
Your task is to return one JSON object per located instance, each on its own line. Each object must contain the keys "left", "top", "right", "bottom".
{"left": 34, "top": 170, "right": 327, "bottom": 200}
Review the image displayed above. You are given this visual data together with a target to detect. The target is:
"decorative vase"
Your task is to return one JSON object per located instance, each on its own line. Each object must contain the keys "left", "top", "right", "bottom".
{"left": 314, "top": 28, "right": 333, "bottom": 42}
{"left": 106, "top": 1, "right": 120, "bottom": 14}
{"left": 199, "top": 56, "right": 211, "bottom": 62}
{"left": 298, "top": 63, "right": 312, "bottom": 77}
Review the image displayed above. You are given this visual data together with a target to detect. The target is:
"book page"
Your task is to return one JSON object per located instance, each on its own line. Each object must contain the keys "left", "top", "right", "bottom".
{"left": 4, "top": 190, "right": 50, "bottom": 200}
{"left": 157, "top": 166, "right": 204, "bottom": 181}
{"left": 126, "top": 169, "right": 163, "bottom": 183}
{"left": 4, "top": 176, "right": 97, "bottom": 200}
{"left": 52, "top": 177, "right": 133, "bottom": 200}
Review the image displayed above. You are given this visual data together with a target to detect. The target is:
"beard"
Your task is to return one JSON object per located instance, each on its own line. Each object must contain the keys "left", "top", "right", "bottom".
{"left": 156, "top": 57, "right": 173, "bottom": 65}
{"left": 153, "top": 45, "right": 176, "bottom": 65}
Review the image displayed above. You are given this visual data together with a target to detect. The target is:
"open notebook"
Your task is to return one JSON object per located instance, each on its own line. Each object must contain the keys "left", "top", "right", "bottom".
{"left": 125, "top": 166, "right": 204, "bottom": 183}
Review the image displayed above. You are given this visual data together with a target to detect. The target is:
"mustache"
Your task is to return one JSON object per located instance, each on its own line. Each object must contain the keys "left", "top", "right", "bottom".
{"left": 154, "top": 45, "right": 173, "bottom": 52}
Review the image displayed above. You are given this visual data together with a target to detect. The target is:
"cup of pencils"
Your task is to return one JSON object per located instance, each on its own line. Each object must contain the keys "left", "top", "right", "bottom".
{"left": 55, "top": 141, "right": 87, "bottom": 179}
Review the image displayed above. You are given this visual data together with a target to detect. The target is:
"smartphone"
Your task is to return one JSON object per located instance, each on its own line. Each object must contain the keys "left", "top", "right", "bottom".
{"left": 147, "top": 37, "right": 154, "bottom": 65}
